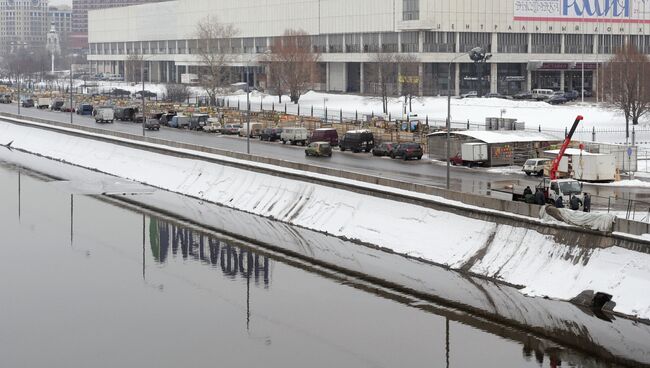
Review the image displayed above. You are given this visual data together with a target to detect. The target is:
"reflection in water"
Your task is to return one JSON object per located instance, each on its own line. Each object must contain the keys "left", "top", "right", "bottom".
{"left": 149, "top": 218, "right": 271, "bottom": 287}
{"left": 0, "top": 156, "right": 642, "bottom": 368}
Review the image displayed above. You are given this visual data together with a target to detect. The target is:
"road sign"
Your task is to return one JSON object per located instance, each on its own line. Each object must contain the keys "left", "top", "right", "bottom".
{"left": 628, "top": 147, "right": 633, "bottom": 157}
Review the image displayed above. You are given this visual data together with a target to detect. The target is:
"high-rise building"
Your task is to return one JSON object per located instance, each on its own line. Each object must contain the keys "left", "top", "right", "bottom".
{"left": 0, "top": 0, "right": 49, "bottom": 53}
{"left": 48, "top": 5, "right": 72, "bottom": 44}
{"left": 70, "top": 0, "right": 165, "bottom": 50}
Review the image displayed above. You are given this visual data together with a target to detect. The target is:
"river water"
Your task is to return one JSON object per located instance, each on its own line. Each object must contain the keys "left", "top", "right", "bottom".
{"left": 0, "top": 150, "right": 638, "bottom": 368}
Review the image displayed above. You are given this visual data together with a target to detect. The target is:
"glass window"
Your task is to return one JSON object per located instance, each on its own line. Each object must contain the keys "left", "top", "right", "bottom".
{"left": 403, "top": 0, "right": 419, "bottom": 21}
{"left": 312, "top": 34, "right": 326, "bottom": 53}
{"left": 363, "top": 33, "right": 380, "bottom": 53}
{"left": 329, "top": 34, "right": 343, "bottom": 53}
{"left": 565, "top": 34, "right": 593, "bottom": 54}
{"left": 531, "top": 34, "right": 560, "bottom": 53}
{"left": 243, "top": 38, "right": 254, "bottom": 53}
{"left": 459, "top": 32, "right": 491, "bottom": 53}
{"left": 423, "top": 32, "right": 455, "bottom": 53}
{"left": 255, "top": 37, "right": 267, "bottom": 53}
{"left": 346, "top": 33, "right": 361, "bottom": 53}
{"left": 600, "top": 35, "right": 626, "bottom": 54}
{"left": 381, "top": 32, "right": 398, "bottom": 52}
{"left": 497, "top": 33, "right": 527, "bottom": 53}
{"left": 401, "top": 31, "right": 419, "bottom": 53}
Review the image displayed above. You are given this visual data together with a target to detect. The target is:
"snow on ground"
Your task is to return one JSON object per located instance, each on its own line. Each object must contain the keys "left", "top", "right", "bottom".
{"left": 225, "top": 90, "right": 642, "bottom": 132}
{"left": 3, "top": 119, "right": 650, "bottom": 319}
{"left": 592, "top": 179, "right": 650, "bottom": 188}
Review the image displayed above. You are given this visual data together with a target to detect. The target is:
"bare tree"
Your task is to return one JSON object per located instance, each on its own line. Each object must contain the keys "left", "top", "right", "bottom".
{"left": 264, "top": 29, "right": 320, "bottom": 103}
{"left": 396, "top": 54, "right": 420, "bottom": 112}
{"left": 263, "top": 55, "right": 286, "bottom": 103}
{"left": 165, "top": 83, "right": 191, "bottom": 103}
{"left": 125, "top": 52, "right": 143, "bottom": 82}
{"left": 602, "top": 45, "right": 650, "bottom": 141}
{"left": 195, "top": 16, "right": 237, "bottom": 105}
{"left": 367, "top": 53, "right": 398, "bottom": 114}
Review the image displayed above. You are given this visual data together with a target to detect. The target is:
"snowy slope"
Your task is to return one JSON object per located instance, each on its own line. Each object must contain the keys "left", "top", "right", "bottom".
{"left": 2, "top": 119, "right": 650, "bottom": 319}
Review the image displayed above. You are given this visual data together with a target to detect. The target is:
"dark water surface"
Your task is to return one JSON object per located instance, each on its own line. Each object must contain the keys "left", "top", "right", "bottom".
{"left": 0, "top": 155, "right": 631, "bottom": 368}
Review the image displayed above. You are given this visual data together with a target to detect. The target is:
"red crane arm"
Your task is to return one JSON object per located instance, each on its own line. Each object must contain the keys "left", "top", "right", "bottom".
{"left": 550, "top": 115, "right": 584, "bottom": 180}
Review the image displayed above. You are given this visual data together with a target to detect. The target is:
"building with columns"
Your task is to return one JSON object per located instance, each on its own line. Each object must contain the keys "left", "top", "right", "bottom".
{"left": 87, "top": 0, "right": 650, "bottom": 96}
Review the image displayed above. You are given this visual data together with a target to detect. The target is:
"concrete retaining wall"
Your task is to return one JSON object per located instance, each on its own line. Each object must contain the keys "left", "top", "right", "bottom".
{"left": 3, "top": 112, "right": 650, "bottom": 253}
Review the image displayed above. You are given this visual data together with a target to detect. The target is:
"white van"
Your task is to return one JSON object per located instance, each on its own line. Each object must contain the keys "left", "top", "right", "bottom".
{"left": 532, "top": 89, "right": 554, "bottom": 101}
{"left": 94, "top": 107, "right": 115, "bottom": 123}
{"left": 238, "top": 122, "right": 264, "bottom": 137}
{"left": 281, "top": 127, "right": 308, "bottom": 145}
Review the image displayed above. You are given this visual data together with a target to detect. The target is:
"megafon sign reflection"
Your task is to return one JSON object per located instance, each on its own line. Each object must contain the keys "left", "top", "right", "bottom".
{"left": 514, "top": 0, "right": 650, "bottom": 23}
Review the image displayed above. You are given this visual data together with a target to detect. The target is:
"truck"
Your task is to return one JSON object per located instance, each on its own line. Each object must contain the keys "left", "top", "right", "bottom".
{"left": 181, "top": 73, "right": 199, "bottom": 85}
{"left": 94, "top": 107, "right": 115, "bottom": 123}
{"left": 459, "top": 142, "right": 488, "bottom": 167}
{"left": 489, "top": 178, "right": 583, "bottom": 204}
{"left": 559, "top": 153, "right": 616, "bottom": 182}
{"left": 490, "top": 116, "right": 586, "bottom": 204}
{"left": 37, "top": 97, "right": 52, "bottom": 109}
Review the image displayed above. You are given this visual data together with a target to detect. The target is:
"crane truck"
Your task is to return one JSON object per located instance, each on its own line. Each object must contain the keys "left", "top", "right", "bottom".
{"left": 490, "top": 115, "right": 584, "bottom": 204}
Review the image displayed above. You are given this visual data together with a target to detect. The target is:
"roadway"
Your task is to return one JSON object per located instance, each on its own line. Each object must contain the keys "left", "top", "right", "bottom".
{"left": 1, "top": 102, "right": 649, "bottom": 212}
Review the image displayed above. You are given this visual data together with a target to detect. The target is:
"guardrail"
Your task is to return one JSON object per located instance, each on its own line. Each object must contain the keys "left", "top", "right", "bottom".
{"left": 2, "top": 111, "right": 650, "bottom": 253}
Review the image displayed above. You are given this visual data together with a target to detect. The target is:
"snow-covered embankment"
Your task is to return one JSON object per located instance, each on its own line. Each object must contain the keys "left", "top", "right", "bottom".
{"left": 1, "top": 119, "right": 650, "bottom": 319}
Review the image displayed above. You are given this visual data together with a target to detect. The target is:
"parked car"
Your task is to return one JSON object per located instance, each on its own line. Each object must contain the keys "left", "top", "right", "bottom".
{"left": 532, "top": 88, "right": 554, "bottom": 101}
{"left": 238, "top": 122, "right": 264, "bottom": 137}
{"left": 0, "top": 94, "right": 12, "bottom": 103}
{"left": 483, "top": 92, "right": 505, "bottom": 99}
{"left": 260, "top": 127, "right": 283, "bottom": 141}
{"left": 76, "top": 103, "right": 94, "bottom": 115}
{"left": 523, "top": 158, "right": 551, "bottom": 176}
{"left": 144, "top": 118, "right": 161, "bottom": 131}
{"left": 60, "top": 102, "right": 75, "bottom": 112}
{"left": 50, "top": 100, "right": 65, "bottom": 111}
{"left": 305, "top": 142, "right": 333, "bottom": 157}
{"left": 460, "top": 91, "right": 478, "bottom": 99}
{"left": 114, "top": 107, "right": 138, "bottom": 121}
{"left": 391, "top": 142, "right": 423, "bottom": 160}
{"left": 564, "top": 90, "right": 579, "bottom": 101}
{"left": 158, "top": 111, "right": 177, "bottom": 126}
{"left": 221, "top": 123, "right": 242, "bottom": 135}
{"left": 94, "top": 106, "right": 115, "bottom": 123}
{"left": 281, "top": 127, "right": 309, "bottom": 145}
{"left": 513, "top": 91, "right": 532, "bottom": 100}
{"left": 309, "top": 128, "right": 339, "bottom": 146}
{"left": 547, "top": 92, "right": 568, "bottom": 105}
{"left": 169, "top": 115, "right": 190, "bottom": 128}
{"left": 21, "top": 98, "right": 34, "bottom": 108}
{"left": 372, "top": 142, "right": 398, "bottom": 157}
{"left": 203, "top": 118, "right": 222, "bottom": 133}
{"left": 339, "top": 130, "right": 374, "bottom": 153}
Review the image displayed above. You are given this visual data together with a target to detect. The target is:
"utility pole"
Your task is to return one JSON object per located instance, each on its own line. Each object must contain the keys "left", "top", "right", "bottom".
{"left": 141, "top": 59, "right": 145, "bottom": 137}
{"left": 70, "top": 64, "right": 74, "bottom": 125}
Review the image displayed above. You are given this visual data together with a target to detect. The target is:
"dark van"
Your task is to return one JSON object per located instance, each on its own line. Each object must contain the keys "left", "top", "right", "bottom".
{"left": 309, "top": 128, "right": 339, "bottom": 146}
{"left": 114, "top": 107, "right": 138, "bottom": 121}
{"left": 76, "top": 104, "right": 94, "bottom": 115}
{"left": 339, "top": 130, "right": 374, "bottom": 153}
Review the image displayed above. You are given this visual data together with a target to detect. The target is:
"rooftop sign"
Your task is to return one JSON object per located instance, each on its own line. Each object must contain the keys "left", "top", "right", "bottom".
{"left": 514, "top": 0, "right": 650, "bottom": 23}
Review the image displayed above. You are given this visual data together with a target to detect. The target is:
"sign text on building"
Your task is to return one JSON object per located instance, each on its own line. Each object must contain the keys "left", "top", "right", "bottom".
{"left": 514, "top": 0, "right": 650, "bottom": 22}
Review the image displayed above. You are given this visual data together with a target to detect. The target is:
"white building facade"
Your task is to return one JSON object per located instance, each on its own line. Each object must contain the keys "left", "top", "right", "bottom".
{"left": 87, "top": 0, "right": 650, "bottom": 96}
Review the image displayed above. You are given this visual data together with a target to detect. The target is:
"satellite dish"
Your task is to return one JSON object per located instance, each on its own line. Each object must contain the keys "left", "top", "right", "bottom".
{"left": 469, "top": 47, "right": 485, "bottom": 62}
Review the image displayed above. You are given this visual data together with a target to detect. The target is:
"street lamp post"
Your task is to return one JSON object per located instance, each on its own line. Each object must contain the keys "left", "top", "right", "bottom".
{"left": 446, "top": 52, "right": 470, "bottom": 190}
{"left": 232, "top": 80, "right": 251, "bottom": 154}
{"left": 141, "top": 59, "right": 146, "bottom": 137}
{"left": 17, "top": 70, "right": 21, "bottom": 115}
{"left": 70, "top": 64, "right": 74, "bottom": 125}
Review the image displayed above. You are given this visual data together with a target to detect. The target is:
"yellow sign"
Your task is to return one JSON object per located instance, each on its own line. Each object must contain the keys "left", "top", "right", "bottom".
{"left": 399, "top": 75, "right": 420, "bottom": 84}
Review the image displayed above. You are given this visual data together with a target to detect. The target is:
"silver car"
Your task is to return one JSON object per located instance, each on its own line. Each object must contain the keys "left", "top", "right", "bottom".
{"left": 523, "top": 158, "right": 550, "bottom": 176}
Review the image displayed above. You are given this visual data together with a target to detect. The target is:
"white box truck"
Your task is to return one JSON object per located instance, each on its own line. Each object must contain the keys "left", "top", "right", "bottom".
{"left": 573, "top": 153, "right": 616, "bottom": 182}
{"left": 460, "top": 142, "right": 488, "bottom": 166}
{"left": 37, "top": 97, "right": 52, "bottom": 109}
